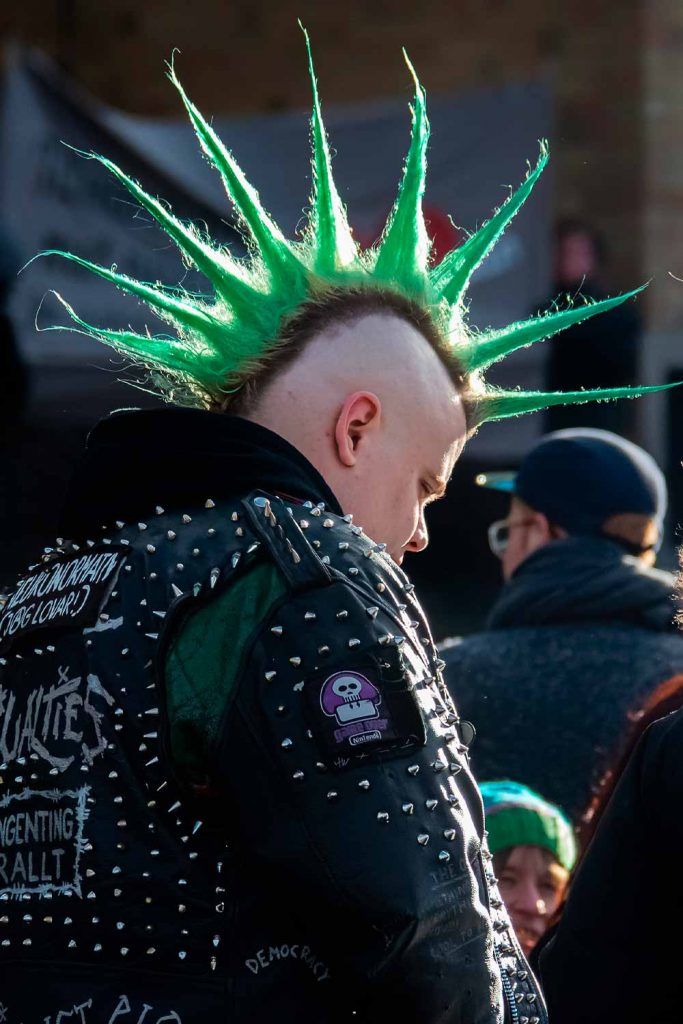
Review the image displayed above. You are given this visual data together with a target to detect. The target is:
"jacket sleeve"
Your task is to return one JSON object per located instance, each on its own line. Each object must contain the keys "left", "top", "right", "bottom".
{"left": 210, "top": 573, "right": 505, "bottom": 1024}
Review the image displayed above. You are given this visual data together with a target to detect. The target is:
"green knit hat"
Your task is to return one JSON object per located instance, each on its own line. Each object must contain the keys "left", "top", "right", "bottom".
{"left": 480, "top": 780, "right": 577, "bottom": 871}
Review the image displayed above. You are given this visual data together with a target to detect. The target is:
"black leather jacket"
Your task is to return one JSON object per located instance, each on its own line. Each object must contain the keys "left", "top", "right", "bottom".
{"left": 0, "top": 413, "right": 545, "bottom": 1022}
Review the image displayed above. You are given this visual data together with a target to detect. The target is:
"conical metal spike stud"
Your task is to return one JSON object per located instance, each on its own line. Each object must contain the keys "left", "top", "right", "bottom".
{"left": 304, "top": 611, "right": 317, "bottom": 621}
{"left": 402, "top": 802, "right": 414, "bottom": 815}
{"left": 348, "top": 638, "right": 361, "bottom": 649}
{"left": 407, "top": 765, "right": 420, "bottom": 776}
{"left": 438, "top": 850, "right": 451, "bottom": 863}
{"left": 289, "top": 656, "right": 302, "bottom": 667}
{"left": 205, "top": 498, "right": 215, "bottom": 509}
{"left": 425, "top": 799, "right": 438, "bottom": 811}
{"left": 171, "top": 583, "right": 183, "bottom": 599}
{"left": 377, "top": 811, "right": 389, "bottom": 824}
{"left": 443, "top": 829, "right": 456, "bottom": 841}
{"left": 358, "top": 779, "right": 370, "bottom": 791}
{"left": 138, "top": 523, "right": 147, "bottom": 531}
{"left": 167, "top": 530, "right": 177, "bottom": 541}
{"left": 182, "top": 514, "right": 192, "bottom": 524}
{"left": 417, "top": 833, "right": 430, "bottom": 846}
{"left": 336, "top": 610, "right": 348, "bottom": 620}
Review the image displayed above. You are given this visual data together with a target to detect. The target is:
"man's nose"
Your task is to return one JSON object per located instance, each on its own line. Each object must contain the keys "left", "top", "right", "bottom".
{"left": 407, "top": 514, "right": 429, "bottom": 554}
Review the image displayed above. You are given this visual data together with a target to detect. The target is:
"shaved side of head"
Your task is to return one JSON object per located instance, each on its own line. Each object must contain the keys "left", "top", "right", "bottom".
{"left": 246, "top": 310, "right": 467, "bottom": 560}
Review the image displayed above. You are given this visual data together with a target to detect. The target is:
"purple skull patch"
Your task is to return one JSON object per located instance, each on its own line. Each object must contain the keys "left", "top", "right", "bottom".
{"left": 319, "top": 671, "right": 387, "bottom": 748}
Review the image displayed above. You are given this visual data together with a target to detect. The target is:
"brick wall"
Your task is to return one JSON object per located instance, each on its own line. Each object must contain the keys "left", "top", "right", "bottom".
{"left": 4, "top": 1, "right": 645, "bottom": 291}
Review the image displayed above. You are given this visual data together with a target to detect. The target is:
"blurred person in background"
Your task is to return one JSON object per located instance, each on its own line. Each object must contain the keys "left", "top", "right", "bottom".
{"left": 440, "top": 428, "right": 683, "bottom": 821}
{"left": 538, "top": 608, "right": 683, "bottom": 1019}
{"left": 539, "top": 219, "right": 642, "bottom": 439}
{"left": 480, "top": 781, "right": 576, "bottom": 957}
{"left": 578, "top": 672, "right": 683, "bottom": 853}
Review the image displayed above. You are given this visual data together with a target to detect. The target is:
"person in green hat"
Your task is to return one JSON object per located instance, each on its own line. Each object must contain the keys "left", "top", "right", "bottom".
{"left": 481, "top": 781, "right": 577, "bottom": 956}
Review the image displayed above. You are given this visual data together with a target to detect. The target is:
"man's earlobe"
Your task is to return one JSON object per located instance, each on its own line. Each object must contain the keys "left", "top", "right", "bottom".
{"left": 334, "top": 391, "right": 381, "bottom": 468}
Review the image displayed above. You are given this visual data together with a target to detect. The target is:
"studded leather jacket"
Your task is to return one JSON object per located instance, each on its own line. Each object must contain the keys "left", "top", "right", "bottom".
{"left": 0, "top": 488, "right": 545, "bottom": 1023}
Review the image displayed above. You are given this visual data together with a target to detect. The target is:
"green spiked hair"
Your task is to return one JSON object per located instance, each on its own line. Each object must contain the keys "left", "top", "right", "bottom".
{"left": 40, "top": 31, "right": 675, "bottom": 425}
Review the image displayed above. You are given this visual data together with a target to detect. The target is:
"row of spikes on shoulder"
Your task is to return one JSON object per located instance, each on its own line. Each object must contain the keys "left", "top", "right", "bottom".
{"left": 30, "top": 26, "right": 679, "bottom": 421}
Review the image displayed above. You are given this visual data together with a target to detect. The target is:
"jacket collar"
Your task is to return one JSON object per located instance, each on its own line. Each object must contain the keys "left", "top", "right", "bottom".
{"left": 59, "top": 408, "right": 342, "bottom": 541}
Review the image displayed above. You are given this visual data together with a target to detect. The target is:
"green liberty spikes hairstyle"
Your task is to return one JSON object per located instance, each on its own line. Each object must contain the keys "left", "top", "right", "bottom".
{"left": 39, "top": 30, "right": 677, "bottom": 423}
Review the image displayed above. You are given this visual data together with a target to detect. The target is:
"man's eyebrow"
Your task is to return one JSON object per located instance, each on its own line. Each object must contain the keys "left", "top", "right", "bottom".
{"left": 425, "top": 475, "right": 448, "bottom": 502}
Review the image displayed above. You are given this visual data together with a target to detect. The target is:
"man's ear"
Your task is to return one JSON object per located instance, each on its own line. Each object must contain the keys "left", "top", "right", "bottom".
{"left": 334, "top": 391, "right": 382, "bottom": 468}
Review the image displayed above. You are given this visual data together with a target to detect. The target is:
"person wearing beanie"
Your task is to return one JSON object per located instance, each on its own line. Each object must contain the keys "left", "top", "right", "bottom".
{"left": 441, "top": 428, "right": 683, "bottom": 820}
{"left": 481, "top": 781, "right": 576, "bottom": 956}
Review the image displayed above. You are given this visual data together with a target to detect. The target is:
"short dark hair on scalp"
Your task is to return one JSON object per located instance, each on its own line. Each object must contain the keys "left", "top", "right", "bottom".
{"left": 218, "top": 285, "right": 472, "bottom": 423}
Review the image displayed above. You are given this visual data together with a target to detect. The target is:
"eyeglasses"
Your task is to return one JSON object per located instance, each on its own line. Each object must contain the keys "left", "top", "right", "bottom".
{"left": 488, "top": 517, "right": 536, "bottom": 558}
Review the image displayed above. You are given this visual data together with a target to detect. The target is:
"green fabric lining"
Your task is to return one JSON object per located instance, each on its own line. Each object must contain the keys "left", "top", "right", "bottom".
{"left": 164, "top": 562, "right": 286, "bottom": 781}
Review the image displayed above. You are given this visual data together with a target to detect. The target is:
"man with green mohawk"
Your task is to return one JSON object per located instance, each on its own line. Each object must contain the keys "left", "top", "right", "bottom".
{"left": 0, "top": 31, "right": 669, "bottom": 1024}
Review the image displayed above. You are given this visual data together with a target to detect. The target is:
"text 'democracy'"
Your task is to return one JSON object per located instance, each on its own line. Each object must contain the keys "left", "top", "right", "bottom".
{"left": 0, "top": 786, "right": 89, "bottom": 897}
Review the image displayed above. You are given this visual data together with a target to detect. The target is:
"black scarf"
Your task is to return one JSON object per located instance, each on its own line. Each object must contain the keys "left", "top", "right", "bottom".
{"left": 59, "top": 408, "right": 342, "bottom": 541}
